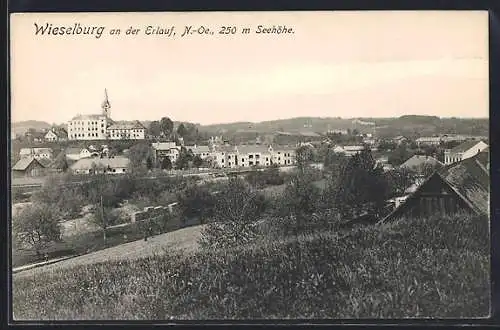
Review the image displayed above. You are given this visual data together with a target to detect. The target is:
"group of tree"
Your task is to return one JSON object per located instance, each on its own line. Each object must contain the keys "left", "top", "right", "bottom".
{"left": 147, "top": 117, "right": 209, "bottom": 145}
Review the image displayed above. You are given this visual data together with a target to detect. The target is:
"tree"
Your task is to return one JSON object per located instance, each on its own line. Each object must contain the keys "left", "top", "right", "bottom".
{"left": 192, "top": 155, "right": 203, "bottom": 168}
{"left": 161, "top": 157, "right": 172, "bottom": 170}
{"left": 148, "top": 120, "right": 162, "bottom": 138}
{"left": 177, "top": 123, "right": 187, "bottom": 138}
{"left": 385, "top": 167, "right": 417, "bottom": 197}
{"left": 146, "top": 156, "right": 153, "bottom": 170}
{"left": 296, "top": 145, "right": 314, "bottom": 170}
{"left": 176, "top": 184, "right": 216, "bottom": 224}
{"left": 12, "top": 203, "right": 62, "bottom": 258}
{"left": 175, "top": 147, "right": 192, "bottom": 170}
{"left": 334, "top": 148, "right": 389, "bottom": 219}
{"left": 388, "top": 145, "right": 413, "bottom": 166}
{"left": 159, "top": 117, "right": 174, "bottom": 138}
{"left": 129, "top": 142, "right": 151, "bottom": 169}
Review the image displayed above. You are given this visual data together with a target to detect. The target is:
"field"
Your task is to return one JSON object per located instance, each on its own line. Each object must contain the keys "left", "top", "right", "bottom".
{"left": 12, "top": 213, "right": 489, "bottom": 320}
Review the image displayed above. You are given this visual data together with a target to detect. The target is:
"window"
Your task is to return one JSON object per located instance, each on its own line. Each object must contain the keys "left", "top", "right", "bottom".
{"left": 249, "top": 155, "right": 254, "bottom": 159}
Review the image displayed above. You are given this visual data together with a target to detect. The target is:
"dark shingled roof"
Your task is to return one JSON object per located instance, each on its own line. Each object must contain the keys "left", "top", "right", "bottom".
{"left": 12, "top": 157, "right": 45, "bottom": 171}
{"left": 381, "top": 152, "right": 489, "bottom": 222}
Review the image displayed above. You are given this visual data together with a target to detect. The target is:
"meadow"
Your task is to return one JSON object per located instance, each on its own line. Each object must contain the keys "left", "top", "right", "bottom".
{"left": 12, "top": 212, "right": 489, "bottom": 320}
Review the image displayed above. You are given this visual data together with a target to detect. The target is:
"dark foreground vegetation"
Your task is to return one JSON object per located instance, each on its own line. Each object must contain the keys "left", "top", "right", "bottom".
{"left": 13, "top": 212, "right": 489, "bottom": 319}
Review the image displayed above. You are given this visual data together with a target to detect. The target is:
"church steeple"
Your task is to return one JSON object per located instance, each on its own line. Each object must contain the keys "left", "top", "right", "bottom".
{"left": 101, "top": 88, "right": 111, "bottom": 118}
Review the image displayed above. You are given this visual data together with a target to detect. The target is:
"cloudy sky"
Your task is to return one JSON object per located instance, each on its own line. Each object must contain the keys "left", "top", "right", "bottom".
{"left": 10, "top": 11, "right": 488, "bottom": 125}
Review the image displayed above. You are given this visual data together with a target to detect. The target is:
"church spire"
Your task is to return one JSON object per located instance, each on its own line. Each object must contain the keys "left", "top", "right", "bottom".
{"left": 101, "top": 88, "right": 111, "bottom": 117}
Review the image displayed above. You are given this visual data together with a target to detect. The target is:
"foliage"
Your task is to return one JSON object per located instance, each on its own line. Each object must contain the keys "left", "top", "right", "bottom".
{"left": 334, "top": 149, "right": 389, "bottom": 219}
{"left": 388, "top": 145, "right": 414, "bottom": 166}
{"left": 385, "top": 167, "right": 418, "bottom": 197}
{"left": 13, "top": 213, "right": 489, "bottom": 319}
{"left": 175, "top": 147, "right": 193, "bottom": 170}
{"left": 176, "top": 184, "right": 216, "bottom": 224}
{"left": 159, "top": 117, "right": 174, "bottom": 138}
{"left": 192, "top": 155, "right": 203, "bottom": 168}
{"left": 161, "top": 157, "right": 172, "bottom": 170}
{"left": 148, "top": 120, "right": 162, "bottom": 138}
{"left": 245, "top": 165, "right": 284, "bottom": 188}
{"left": 12, "top": 203, "right": 62, "bottom": 257}
{"left": 128, "top": 142, "right": 151, "bottom": 169}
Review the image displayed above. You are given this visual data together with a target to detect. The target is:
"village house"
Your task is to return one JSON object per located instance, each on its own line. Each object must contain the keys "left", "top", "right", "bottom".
{"left": 151, "top": 142, "right": 181, "bottom": 164}
{"left": 333, "top": 145, "right": 365, "bottom": 157}
{"left": 444, "top": 140, "right": 489, "bottom": 165}
{"left": 12, "top": 157, "right": 47, "bottom": 178}
{"left": 107, "top": 120, "right": 146, "bottom": 140}
{"left": 392, "top": 136, "right": 408, "bottom": 145}
{"left": 19, "top": 147, "right": 54, "bottom": 160}
{"left": 271, "top": 147, "right": 296, "bottom": 166}
{"left": 185, "top": 145, "right": 211, "bottom": 159}
{"left": 381, "top": 150, "right": 489, "bottom": 222}
{"left": 415, "top": 136, "right": 441, "bottom": 146}
{"left": 44, "top": 127, "right": 68, "bottom": 142}
{"left": 70, "top": 156, "right": 131, "bottom": 175}
{"left": 65, "top": 147, "right": 92, "bottom": 161}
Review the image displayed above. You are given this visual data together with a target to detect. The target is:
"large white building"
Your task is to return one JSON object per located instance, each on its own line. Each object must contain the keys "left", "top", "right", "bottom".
{"left": 67, "top": 89, "right": 146, "bottom": 141}
{"left": 444, "top": 140, "right": 489, "bottom": 165}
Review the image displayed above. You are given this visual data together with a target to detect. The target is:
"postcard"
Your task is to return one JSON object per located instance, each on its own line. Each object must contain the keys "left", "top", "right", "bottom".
{"left": 10, "top": 11, "right": 490, "bottom": 321}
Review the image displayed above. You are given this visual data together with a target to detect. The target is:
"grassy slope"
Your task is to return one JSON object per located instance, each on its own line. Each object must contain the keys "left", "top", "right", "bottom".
{"left": 13, "top": 214, "right": 489, "bottom": 320}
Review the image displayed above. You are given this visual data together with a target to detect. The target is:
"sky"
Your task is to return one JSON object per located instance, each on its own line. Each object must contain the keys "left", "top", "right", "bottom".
{"left": 10, "top": 11, "right": 489, "bottom": 125}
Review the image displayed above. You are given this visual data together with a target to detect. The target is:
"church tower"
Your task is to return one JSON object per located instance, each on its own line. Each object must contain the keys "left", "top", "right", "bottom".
{"left": 101, "top": 88, "right": 111, "bottom": 118}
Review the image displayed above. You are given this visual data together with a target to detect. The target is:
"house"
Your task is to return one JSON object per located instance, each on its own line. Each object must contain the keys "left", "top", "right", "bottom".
{"left": 444, "top": 140, "right": 489, "bottom": 165}
{"left": 44, "top": 128, "right": 68, "bottom": 142}
{"left": 151, "top": 142, "right": 181, "bottom": 163}
{"left": 392, "top": 136, "right": 408, "bottom": 145}
{"left": 107, "top": 120, "right": 146, "bottom": 140}
{"left": 70, "top": 156, "right": 131, "bottom": 175}
{"left": 12, "top": 157, "right": 47, "bottom": 178}
{"left": 185, "top": 145, "right": 211, "bottom": 159}
{"left": 236, "top": 145, "right": 274, "bottom": 167}
{"left": 415, "top": 136, "right": 441, "bottom": 146}
{"left": 65, "top": 147, "right": 92, "bottom": 161}
{"left": 19, "top": 148, "right": 53, "bottom": 160}
{"left": 271, "top": 147, "right": 296, "bottom": 166}
{"left": 400, "top": 155, "right": 443, "bottom": 171}
{"left": 380, "top": 151, "right": 489, "bottom": 223}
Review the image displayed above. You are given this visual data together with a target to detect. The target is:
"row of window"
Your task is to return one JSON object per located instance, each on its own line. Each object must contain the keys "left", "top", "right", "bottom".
{"left": 70, "top": 125, "right": 104, "bottom": 131}
{"left": 70, "top": 133, "right": 104, "bottom": 138}
{"left": 70, "top": 120, "right": 105, "bottom": 125}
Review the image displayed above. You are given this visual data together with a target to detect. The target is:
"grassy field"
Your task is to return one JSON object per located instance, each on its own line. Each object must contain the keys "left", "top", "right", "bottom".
{"left": 12, "top": 213, "right": 489, "bottom": 320}
{"left": 14, "top": 225, "right": 204, "bottom": 278}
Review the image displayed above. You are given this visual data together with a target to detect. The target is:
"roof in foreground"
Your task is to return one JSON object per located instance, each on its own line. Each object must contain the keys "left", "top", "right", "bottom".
{"left": 12, "top": 157, "right": 45, "bottom": 171}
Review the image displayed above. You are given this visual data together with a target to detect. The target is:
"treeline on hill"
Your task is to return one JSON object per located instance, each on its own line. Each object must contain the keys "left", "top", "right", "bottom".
{"left": 13, "top": 154, "right": 489, "bottom": 318}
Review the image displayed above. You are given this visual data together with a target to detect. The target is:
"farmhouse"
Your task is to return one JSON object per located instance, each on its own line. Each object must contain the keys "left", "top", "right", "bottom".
{"left": 381, "top": 151, "right": 489, "bottom": 222}
{"left": 12, "top": 157, "right": 47, "bottom": 178}
{"left": 70, "top": 156, "right": 131, "bottom": 175}
{"left": 19, "top": 148, "right": 53, "bottom": 160}
{"left": 65, "top": 147, "right": 92, "bottom": 161}
{"left": 151, "top": 142, "right": 180, "bottom": 163}
{"left": 444, "top": 140, "right": 489, "bottom": 165}
{"left": 44, "top": 128, "right": 68, "bottom": 142}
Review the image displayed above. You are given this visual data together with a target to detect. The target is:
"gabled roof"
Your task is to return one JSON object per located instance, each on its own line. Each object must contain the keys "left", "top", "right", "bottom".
{"left": 70, "top": 156, "right": 130, "bottom": 170}
{"left": 400, "top": 155, "right": 443, "bottom": 168}
{"left": 71, "top": 114, "right": 106, "bottom": 121}
{"left": 449, "top": 140, "right": 487, "bottom": 154}
{"left": 12, "top": 157, "right": 45, "bottom": 171}
{"left": 186, "top": 145, "right": 210, "bottom": 154}
{"left": 381, "top": 152, "right": 489, "bottom": 223}
{"left": 152, "top": 142, "right": 178, "bottom": 150}
{"left": 108, "top": 120, "right": 146, "bottom": 130}
{"left": 237, "top": 145, "right": 272, "bottom": 154}
{"left": 65, "top": 147, "right": 88, "bottom": 155}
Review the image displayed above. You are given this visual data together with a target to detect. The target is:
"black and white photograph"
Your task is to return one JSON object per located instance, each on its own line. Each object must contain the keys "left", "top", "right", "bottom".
{"left": 10, "top": 11, "right": 490, "bottom": 320}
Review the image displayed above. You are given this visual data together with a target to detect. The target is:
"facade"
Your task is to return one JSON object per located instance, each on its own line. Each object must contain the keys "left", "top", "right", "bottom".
{"left": 12, "top": 157, "right": 47, "bottom": 178}
{"left": 381, "top": 151, "right": 489, "bottom": 222}
{"left": 67, "top": 89, "right": 111, "bottom": 141}
{"left": 392, "top": 136, "right": 408, "bottom": 145}
{"left": 65, "top": 147, "right": 92, "bottom": 161}
{"left": 415, "top": 136, "right": 441, "bottom": 146}
{"left": 19, "top": 148, "right": 53, "bottom": 160}
{"left": 444, "top": 140, "right": 489, "bottom": 165}
{"left": 151, "top": 142, "right": 181, "bottom": 163}
{"left": 107, "top": 121, "right": 146, "bottom": 140}
{"left": 210, "top": 145, "right": 295, "bottom": 168}
{"left": 271, "top": 147, "right": 295, "bottom": 166}
{"left": 335, "top": 145, "right": 365, "bottom": 157}
{"left": 70, "top": 156, "right": 130, "bottom": 175}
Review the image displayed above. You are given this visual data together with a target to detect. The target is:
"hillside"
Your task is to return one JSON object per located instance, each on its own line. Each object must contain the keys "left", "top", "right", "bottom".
{"left": 11, "top": 120, "right": 51, "bottom": 136}
{"left": 199, "top": 115, "right": 488, "bottom": 137}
